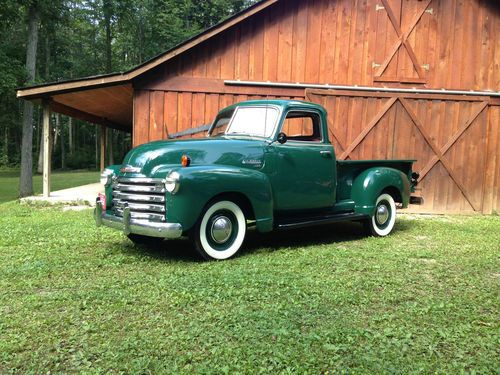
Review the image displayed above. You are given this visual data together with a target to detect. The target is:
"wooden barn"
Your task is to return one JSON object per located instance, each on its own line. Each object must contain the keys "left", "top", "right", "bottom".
{"left": 17, "top": 0, "right": 500, "bottom": 214}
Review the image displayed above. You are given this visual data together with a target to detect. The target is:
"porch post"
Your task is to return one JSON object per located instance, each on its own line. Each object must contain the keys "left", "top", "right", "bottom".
{"left": 42, "top": 100, "right": 51, "bottom": 197}
{"left": 100, "top": 125, "right": 106, "bottom": 171}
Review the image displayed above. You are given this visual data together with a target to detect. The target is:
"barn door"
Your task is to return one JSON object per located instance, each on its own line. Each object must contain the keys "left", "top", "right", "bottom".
{"left": 373, "top": 0, "right": 434, "bottom": 84}
{"left": 305, "top": 89, "right": 493, "bottom": 214}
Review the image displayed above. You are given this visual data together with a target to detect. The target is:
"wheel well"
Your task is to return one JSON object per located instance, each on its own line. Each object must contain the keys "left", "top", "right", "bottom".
{"left": 382, "top": 186, "right": 402, "bottom": 203}
{"left": 208, "top": 192, "right": 255, "bottom": 220}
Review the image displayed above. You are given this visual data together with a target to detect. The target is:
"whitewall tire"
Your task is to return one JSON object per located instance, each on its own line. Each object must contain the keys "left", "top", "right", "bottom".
{"left": 193, "top": 200, "right": 247, "bottom": 260}
{"left": 366, "top": 193, "right": 397, "bottom": 237}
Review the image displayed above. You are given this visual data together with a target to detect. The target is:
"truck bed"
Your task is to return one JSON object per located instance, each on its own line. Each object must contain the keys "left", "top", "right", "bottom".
{"left": 336, "top": 159, "right": 415, "bottom": 201}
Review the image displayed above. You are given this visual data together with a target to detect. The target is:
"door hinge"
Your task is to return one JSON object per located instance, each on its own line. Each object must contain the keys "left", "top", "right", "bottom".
{"left": 425, "top": 8, "right": 433, "bottom": 15}
{"left": 376, "top": 4, "right": 385, "bottom": 11}
{"left": 421, "top": 64, "right": 430, "bottom": 71}
{"left": 372, "top": 62, "right": 381, "bottom": 69}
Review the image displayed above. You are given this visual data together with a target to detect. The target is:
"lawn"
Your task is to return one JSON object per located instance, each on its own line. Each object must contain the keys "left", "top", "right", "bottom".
{"left": 0, "top": 203, "right": 498, "bottom": 373}
{"left": 0, "top": 170, "right": 100, "bottom": 204}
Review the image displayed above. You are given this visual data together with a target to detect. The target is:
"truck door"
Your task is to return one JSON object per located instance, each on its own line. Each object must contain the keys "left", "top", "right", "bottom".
{"left": 269, "top": 110, "right": 336, "bottom": 211}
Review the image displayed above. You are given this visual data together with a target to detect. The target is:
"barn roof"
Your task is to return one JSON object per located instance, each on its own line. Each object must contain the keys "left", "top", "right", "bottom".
{"left": 16, "top": 0, "right": 278, "bottom": 130}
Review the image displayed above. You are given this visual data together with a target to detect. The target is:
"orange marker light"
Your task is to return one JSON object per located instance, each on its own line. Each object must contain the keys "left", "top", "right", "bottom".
{"left": 181, "top": 155, "right": 191, "bottom": 167}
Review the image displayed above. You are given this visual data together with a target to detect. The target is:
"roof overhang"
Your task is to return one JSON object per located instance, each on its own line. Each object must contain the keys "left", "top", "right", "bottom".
{"left": 15, "top": 0, "right": 279, "bottom": 131}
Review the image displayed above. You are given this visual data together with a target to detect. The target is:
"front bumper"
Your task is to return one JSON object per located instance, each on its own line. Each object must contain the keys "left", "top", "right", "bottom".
{"left": 94, "top": 200, "right": 183, "bottom": 239}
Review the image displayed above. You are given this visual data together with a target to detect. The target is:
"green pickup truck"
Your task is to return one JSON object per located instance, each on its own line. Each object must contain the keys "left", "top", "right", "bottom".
{"left": 95, "top": 100, "right": 420, "bottom": 260}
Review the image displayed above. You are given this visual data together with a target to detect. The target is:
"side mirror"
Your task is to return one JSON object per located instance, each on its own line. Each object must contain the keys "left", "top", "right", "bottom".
{"left": 277, "top": 132, "right": 288, "bottom": 144}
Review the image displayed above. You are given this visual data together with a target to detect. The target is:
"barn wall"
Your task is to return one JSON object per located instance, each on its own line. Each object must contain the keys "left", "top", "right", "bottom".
{"left": 132, "top": 90, "right": 304, "bottom": 145}
{"left": 134, "top": 0, "right": 499, "bottom": 145}
{"left": 143, "top": 0, "right": 499, "bottom": 90}
{"left": 306, "top": 89, "right": 500, "bottom": 214}
{"left": 131, "top": 0, "right": 500, "bottom": 213}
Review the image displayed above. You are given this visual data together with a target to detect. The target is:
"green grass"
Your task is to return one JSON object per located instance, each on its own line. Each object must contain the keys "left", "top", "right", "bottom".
{"left": 0, "top": 203, "right": 498, "bottom": 374}
{"left": 0, "top": 170, "right": 99, "bottom": 204}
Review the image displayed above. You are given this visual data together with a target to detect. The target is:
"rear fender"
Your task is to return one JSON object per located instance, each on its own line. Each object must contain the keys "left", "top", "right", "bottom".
{"left": 165, "top": 166, "right": 273, "bottom": 233}
{"left": 351, "top": 167, "right": 410, "bottom": 216}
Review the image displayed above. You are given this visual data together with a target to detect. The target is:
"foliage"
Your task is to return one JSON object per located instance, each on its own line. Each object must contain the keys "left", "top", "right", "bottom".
{"left": 0, "top": 170, "right": 99, "bottom": 203}
{"left": 0, "top": 207, "right": 498, "bottom": 373}
{"left": 0, "top": 0, "right": 257, "bottom": 170}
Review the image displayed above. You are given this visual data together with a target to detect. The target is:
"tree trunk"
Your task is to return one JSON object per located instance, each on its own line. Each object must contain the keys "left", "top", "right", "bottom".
{"left": 95, "top": 128, "right": 98, "bottom": 170}
{"left": 19, "top": 4, "right": 40, "bottom": 197}
{"left": 61, "top": 117, "right": 65, "bottom": 169}
{"left": 68, "top": 117, "right": 73, "bottom": 155}
{"left": 37, "top": 126, "right": 43, "bottom": 174}
{"left": 3, "top": 126, "right": 8, "bottom": 164}
{"left": 45, "top": 32, "right": 50, "bottom": 80}
{"left": 53, "top": 114, "right": 59, "bottom": 148}
{"left": 108, "top": 128, "right": 114, "bottom": 165}
{"left": 103, "top": 0, "right": 112, "bottom": 73}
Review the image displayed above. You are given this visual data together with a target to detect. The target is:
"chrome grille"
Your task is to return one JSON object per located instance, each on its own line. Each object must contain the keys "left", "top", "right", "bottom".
{"left": 112, "top": 177, "right": 166, "bottom": 222}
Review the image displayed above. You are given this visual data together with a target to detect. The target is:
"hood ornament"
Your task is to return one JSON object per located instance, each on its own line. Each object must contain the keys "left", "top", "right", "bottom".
{"left": 120, "top": 165, "right": 141, "bottom": 173}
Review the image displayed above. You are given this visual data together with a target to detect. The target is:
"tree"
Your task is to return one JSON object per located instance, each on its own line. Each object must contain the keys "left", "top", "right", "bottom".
{"left": 19, "top": 3, "right": 40, "bottom": 197}
{"left": 3, "top": 0, "right": 259, "bottom": 186}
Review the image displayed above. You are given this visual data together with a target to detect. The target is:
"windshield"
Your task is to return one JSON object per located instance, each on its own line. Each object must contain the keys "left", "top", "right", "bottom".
{"left": 210, "top": 105, "right": 280, "bottom": 138}
{"left": 210, "top": 108, "right": 235, "bottom": 137}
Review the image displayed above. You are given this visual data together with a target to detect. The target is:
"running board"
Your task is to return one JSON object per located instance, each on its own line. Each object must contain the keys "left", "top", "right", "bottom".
{"left": 276, "top": 212, "right": 368, "bottom": 230}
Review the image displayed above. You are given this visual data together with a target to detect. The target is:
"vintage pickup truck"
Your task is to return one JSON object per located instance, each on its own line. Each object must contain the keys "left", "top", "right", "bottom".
{"left": 95, "top": 100, "right": 420, "bottom": 260}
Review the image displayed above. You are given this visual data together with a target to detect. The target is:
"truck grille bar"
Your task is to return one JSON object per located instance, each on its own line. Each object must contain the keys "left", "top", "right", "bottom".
{"left": 112, "top": 177, "right": 166, "bottom": 222}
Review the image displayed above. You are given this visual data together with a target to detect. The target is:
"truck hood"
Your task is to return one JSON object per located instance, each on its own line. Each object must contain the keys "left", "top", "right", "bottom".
{"left": 121, "top": 137, "right": 267, "bottom": 177}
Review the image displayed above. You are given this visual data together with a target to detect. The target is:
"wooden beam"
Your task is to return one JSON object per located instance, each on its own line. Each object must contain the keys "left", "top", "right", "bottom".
{"left": 50, "top": 100, "right": 130, "bottom": 132}
{"left": 305, "top": 88, "right": 488, "bottom": 102}
{"left": 16, "top": 75, "right": 128, "bottom": 100}
{"left": 42, "top": 100, "right": 51, "bottom": 197}
{"left": 373, "top": 76, "right": 427, "bottom": 84}
{"left": 140, "top": 76, "right": 305, "bottom": 98}
{"left": 100, "top": 125, "right": 106, "bottom": 171}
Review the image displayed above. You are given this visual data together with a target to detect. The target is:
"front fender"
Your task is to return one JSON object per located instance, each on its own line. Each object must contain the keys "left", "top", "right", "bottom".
{"left": 165, "top": 166, "right": 273, "bottom": 233}
{"left": 351, "top": 167, "right": 410, "bottom": 216}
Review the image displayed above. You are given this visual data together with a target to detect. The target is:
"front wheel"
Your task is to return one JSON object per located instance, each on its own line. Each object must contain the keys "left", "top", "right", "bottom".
{"left": 192, "top": 200, "right": 247, "bottom": 260}
{"left": 364, "top": 193, "right": 397, "bottom": 236}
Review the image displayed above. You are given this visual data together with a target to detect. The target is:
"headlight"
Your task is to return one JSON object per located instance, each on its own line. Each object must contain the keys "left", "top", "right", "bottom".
{"left": 100, "top": 169, "right": 114, "bottom": 186}
{"left": 165, "top": 171, "right": 180, "bottom": 194}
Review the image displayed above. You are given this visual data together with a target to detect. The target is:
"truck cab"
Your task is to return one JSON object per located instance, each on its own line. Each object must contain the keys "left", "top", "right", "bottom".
{"left": 96, "top": 100, "right": 420, "bottom": 260}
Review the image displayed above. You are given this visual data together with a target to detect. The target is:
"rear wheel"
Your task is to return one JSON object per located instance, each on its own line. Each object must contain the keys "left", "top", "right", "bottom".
{"left": 192, "top": 200, "right": 247, "bottom": 260}
{"left": 364, "top": 193, "right": 396, "bottom": 236}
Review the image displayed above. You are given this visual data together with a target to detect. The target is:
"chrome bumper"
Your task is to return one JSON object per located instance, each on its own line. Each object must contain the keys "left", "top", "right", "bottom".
{"left": 94, "top": 199, "right": 183, "bottom": 239}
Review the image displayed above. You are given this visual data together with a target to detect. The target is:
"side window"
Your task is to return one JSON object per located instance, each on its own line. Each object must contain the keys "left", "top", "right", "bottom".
{"left": 282, "top": 111, "right": 322, "bottom": 142}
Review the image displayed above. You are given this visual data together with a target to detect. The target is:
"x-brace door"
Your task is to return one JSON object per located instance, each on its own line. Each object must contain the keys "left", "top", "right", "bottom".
{"left": 373, "top": 0, "right": 433, "bottom": 84}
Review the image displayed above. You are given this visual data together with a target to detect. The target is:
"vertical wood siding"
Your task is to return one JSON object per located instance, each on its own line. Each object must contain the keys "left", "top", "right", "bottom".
{"left": 306, "top": 89, "right": 500, "bottom": 214}
{"left": 132, "top": 0, "right": 499, "bottom": 213}
{"left": 133, "top": 90, "right": 303, "bottom": 140}
{"left": 147, "top": 0, "right": 498, "bottom": 90}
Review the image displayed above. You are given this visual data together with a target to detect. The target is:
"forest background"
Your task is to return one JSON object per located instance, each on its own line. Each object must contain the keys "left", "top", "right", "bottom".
{"left": 0, "top": 0, "right": 256, "bottom": 194}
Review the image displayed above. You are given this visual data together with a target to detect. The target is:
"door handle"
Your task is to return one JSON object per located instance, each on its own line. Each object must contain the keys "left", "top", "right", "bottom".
{"left": 320, "top": 150, "right": 332, "bottom": 158}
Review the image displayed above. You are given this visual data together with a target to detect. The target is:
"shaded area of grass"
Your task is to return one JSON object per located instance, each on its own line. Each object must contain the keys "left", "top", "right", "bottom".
{"left": 0, "top": 170, "right": 99, "bottom": 203}
{"left": 0, "top": 203, "right": 498, "bottom": 373}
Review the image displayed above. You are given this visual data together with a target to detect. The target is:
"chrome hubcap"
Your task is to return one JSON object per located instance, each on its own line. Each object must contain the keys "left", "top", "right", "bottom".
{"left": 210, "top": 216, "right": 233, "bottom": 244}
{"left": 376, "top": 205, "right": 390, "bottom": 225}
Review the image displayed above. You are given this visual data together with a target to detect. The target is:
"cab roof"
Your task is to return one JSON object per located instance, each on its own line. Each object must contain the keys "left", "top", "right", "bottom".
{"left": 220, "top": 99, "right": 327, "bottom": 115}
